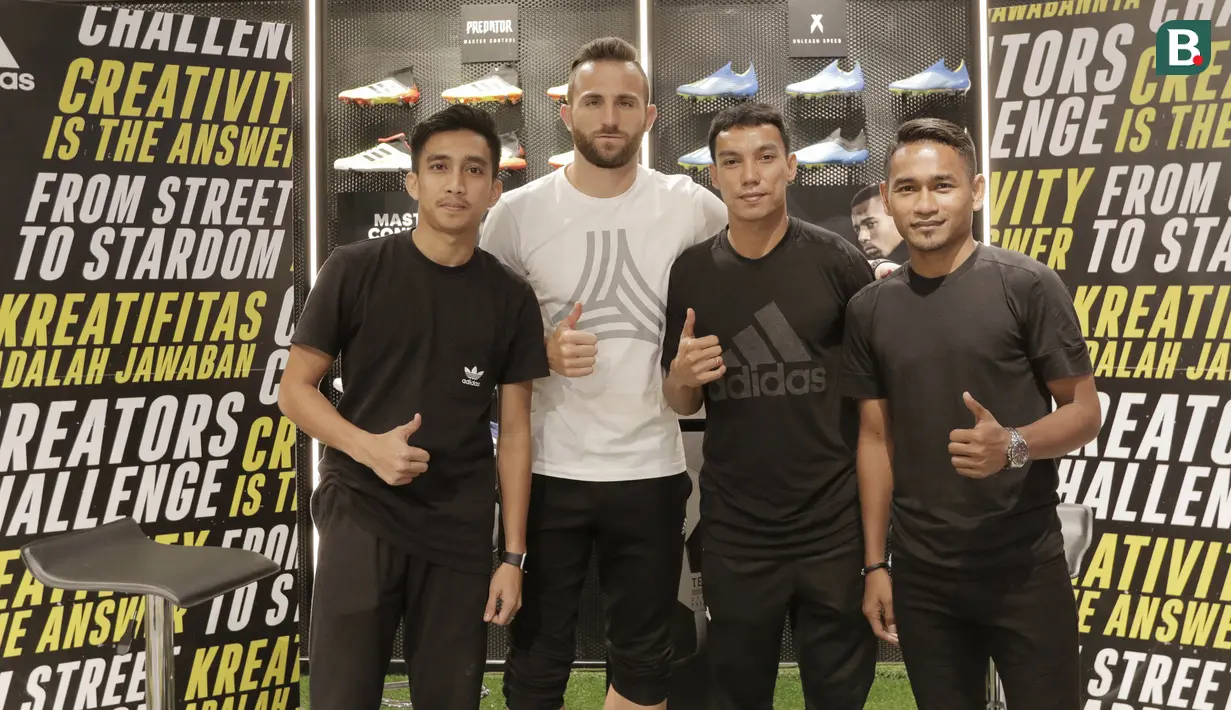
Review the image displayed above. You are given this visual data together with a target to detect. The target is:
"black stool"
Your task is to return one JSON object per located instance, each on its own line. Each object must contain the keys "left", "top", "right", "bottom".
{"left": 20, "top": 518, "right": 281, "bottom": 710}
{"left": 985, "top": 502, "right": 1094, "bottom": 710}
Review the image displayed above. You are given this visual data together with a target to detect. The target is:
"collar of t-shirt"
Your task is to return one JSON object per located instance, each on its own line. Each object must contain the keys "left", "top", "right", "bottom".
{"left": 718, "top": 217, "right": 800, "bottom": 267}
{"left": 405, "top": 228, "right": 479, "bottom": 275}
{"left": 905, "top": 240, "right": 982, "bottom": 292}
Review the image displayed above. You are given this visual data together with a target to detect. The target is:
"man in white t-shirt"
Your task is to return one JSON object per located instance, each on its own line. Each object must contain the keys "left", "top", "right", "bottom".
{"left": 480, "top": 36, "right": 727, "bottom": 710}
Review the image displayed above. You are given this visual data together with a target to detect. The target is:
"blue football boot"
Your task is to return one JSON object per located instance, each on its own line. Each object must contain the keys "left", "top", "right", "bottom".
{"left": 677, "top": 145, "right": 714, "bottom": 170}
{"left": 794, "top": 129, "right": 868, "bottom": 167}
{"left": 888, "top": 59, "right": 970, "bottom": 94}
{"left": 786, "top": 60, "right": 864, "bottom": 97}
{"left": 677, "top": 62, "right": 758, "bottom": 101}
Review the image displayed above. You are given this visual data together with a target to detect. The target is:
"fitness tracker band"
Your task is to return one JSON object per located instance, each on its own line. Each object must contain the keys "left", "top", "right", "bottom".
{"left": 501, "top": 551, "right": 526, "bottom": 570}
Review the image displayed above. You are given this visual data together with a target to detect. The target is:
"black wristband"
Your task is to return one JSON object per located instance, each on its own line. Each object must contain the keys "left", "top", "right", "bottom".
{"left": 501, "top": 551, "right": 525, "bottom": 570}
{"left": 861, "top": 561, "right": 890, "bottom": 576}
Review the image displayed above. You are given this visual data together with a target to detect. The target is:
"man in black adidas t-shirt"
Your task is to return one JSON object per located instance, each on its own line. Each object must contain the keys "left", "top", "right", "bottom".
{"left": 661, "top": 103, "right": 877, "bottom": 709}
{"left": 841, "top": 118, "right": 1102, "bottom": 710}
{"left": 279, "top": 105, "right": 549, "bottom": 710}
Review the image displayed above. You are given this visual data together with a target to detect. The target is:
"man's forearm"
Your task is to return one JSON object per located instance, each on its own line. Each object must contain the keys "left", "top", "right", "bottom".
{"left": 663, "top": 373, "right": 703, "bottom": 416}
{"left": 1019, "top": 400, "right": 1101, "bottom": 460}
{"left": 858, "top": 433, "right": 894, "bottom": 566}
{"left": 496, "top": 433, "right": 531, "bottom": 554}
{"left": 278, "top": 382, "right": 374, "bottom": 467}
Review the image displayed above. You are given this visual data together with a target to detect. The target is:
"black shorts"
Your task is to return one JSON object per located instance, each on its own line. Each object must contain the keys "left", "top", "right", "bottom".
{"left": 502, "top": 472, "right": 691, "bottom": 710}
{"left": 702, "top": 547, "right": 877, "bottom": 710}
{"left": 309, "top": 482, "right": 489, "bottom": 710}
{"left": 893, "top": 553, "right": 1080, "bottom": 710}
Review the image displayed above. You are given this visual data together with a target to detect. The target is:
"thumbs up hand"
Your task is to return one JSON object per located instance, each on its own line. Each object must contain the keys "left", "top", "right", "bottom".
{"left": 365, "top": 413, "right": 431, "bottom": 486}
{"left": 668, "top": 308, "right": 726, "bottom": 389}
{"left": 548, "top": 302, "right": 599, "bottom": 378}
{"left": 948, "top": 392, "right": 1010, "bottom": 478}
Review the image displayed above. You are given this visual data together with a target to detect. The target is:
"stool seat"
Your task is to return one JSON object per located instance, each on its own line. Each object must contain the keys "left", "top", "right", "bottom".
{"left": 20, "top": 518, "right": 280, "bottom": 608}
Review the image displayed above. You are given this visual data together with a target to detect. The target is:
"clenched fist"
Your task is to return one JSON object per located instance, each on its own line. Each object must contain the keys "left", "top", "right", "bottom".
{"left": 363, "top": 414, "right": 431, "bottom": 486}
{"left": 548, "top": 302, "right": 599, "bottom": 377}
{"left": 668, "top": 308, "right": 726, "bottom": 388}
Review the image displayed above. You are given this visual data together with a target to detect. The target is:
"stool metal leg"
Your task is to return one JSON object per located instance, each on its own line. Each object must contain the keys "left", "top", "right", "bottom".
{"left": 145, "top": 595, "right": 177, "bottom": 710}
{"left": 986, "top": 658, "right": 1006, "bottom": 710}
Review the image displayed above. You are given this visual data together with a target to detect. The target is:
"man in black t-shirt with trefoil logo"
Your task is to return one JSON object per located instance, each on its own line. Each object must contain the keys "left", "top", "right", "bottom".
{"left": 279, "top": 105, "right": 549, "bottom": 710}
{"left": 661, "top": 103, "right": 877, "bottom": 709}
{"left": 841, "top": 118, "right": 1102, "bottom": 710}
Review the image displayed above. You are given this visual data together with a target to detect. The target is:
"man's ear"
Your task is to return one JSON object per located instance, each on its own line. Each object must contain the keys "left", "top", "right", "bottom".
{"left": 971, "top": 173, "right": 986, "bottom": 211}
{"left": 488, "top": 178, "right": 504, "bottom": 208}
{"left": 561, "top": 102, "right": 572, "bottom": 132}
{"left": 404, "top": 170, "right": 419, "bottom": 200}
{"left": 645, "top": 103, "right": 658, "bottom": 131}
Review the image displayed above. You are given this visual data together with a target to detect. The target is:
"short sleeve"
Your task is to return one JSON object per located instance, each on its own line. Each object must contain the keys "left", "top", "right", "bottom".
{"left": 479, "top": 198, "right": 526, "bottom": 275}
{"left": 291, "top": 248, "right": 358, "bottom": 357}
{"left": 843, "top": 249, "right": 876, "bottom": 301}
{"left": 1023, "top": 267, "right": 1092, "bottom": 382}
{"left": 692, "top": 185, "right": 729, "bottom": 246}
{"left": 661, "top": 258, "right": 690, "bottom": 372}
{"left": 840, "top": 295, "right": 887, "bottom": 400}
{"left": 499, "top": 281, "right": 550, "bottom": 385}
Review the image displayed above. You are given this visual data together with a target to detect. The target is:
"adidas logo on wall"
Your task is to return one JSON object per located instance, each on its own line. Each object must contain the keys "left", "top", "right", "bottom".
{"left": 710, "top": 302, "right": 826, "bottom": 401}
{"left": 0, "top": 34, "right": 35, "bottom": 92}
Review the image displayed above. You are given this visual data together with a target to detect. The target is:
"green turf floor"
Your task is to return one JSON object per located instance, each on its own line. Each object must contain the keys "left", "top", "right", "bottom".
{"left": 300, "top": 664, "right": 918, "bottom": 709}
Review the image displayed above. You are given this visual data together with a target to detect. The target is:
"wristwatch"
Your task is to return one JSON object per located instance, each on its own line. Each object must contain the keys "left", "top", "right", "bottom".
{"left": 1005, "top": 427, "right": 1030, "bottom": 469}
{"left": 501, "top": 551, "right": 526, "bottom": 570}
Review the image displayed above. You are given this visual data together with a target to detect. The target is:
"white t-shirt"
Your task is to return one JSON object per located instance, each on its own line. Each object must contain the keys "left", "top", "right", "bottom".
{"left": 480, "top": 165, "right": 728, "bottom": 482}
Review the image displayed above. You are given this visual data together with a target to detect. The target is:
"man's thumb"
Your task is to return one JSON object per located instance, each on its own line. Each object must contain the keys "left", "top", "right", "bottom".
{"left": 963, "top": 392, "right": 991, "bottom": 421}
{"left": 562, "top": 302, "right": 583, "bottom": 330}
{"left": 681, "top": 308, "right": 696, "bottom": 338}
{"left": 398, "top": 413, "right": 422, "bottom": 438}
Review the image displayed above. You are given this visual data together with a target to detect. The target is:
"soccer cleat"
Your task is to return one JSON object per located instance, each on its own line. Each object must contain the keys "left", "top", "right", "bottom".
{"left": 677, "top": 146, "right": 714, "bottom": 170}
{"left": 333, "top": 133, "right": 413, "bottom": 172}
{"left": 677, "top": 62, "right": 758, "bottom": 101}
{"left": 500, "top": 132, "right": 527, "bottom": 171}
{"left": 793, "top": 129, "right": 868, "bottom": 167}
{"left": 888, "top": 60, "right": 970, "bottom": 94}
{"left": 547, "top": 82, "right": 568, "bottom": 101}
{"left": 338, "top": 66, "right": 421, "bottom": 105}
{"left": 442, "top": 65, "right": 523, "bottom": 104}
{"left": 786, "top": 61, "right": 864, "bottom": 97}
{"left": 548, "top": 150, "right": 574, "bottom": 169}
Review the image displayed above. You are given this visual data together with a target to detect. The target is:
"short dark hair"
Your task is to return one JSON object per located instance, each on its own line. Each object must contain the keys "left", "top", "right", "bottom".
{"left": 851, "top": 184, "right": 880, "bottom": 208}
{"left": 568, "top": 37, "right": 650, "bottom": 103}
{"left": 707, "top": 103, "right": 790, "bottom": 160}
{"left": 409, "top": 104, "right": 501, "bottom": 176}
{"left": 884, "top": 118, "right": 977, "bottom": 177}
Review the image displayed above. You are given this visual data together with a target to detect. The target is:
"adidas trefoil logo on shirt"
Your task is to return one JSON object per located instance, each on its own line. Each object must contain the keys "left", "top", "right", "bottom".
{"left": 0, "top": 35, "right": 35, "bottom": 92}
{"left": 710, "top": 302, "right": 826, "bottom": 401}
{"left": 462, "top": 366, "right": 484, "bottom": 387}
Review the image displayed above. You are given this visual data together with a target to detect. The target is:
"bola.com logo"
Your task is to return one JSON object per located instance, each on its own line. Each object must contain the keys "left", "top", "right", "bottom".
{"left": 0, "top": 34, "right": 35, "bottom": 91}
{"left": 1156, "top": 20, "right": 1212, "bottom": 76}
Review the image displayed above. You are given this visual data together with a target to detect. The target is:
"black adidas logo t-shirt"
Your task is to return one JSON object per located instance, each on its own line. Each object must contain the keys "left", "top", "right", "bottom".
{"left": 292, "top": 232, "right": 549, "bottom": 575}
{"left": 662, "top": 217, "right": 874, "bottom": 559}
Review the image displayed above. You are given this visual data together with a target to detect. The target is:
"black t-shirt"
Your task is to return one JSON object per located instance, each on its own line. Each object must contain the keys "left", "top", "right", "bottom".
{"left": 662, "top": 217, "right": 874, "bottom": 560}
{"left": 841, "top": 242, "right": 1092, "bottom": 571}
{"left": 292, "top": 232, "right": 549, "bottom": 575}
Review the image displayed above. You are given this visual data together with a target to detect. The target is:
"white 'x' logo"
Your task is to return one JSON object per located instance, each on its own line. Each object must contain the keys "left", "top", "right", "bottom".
{"left": 810, "top": 14, "right": 824, "bottom": 33}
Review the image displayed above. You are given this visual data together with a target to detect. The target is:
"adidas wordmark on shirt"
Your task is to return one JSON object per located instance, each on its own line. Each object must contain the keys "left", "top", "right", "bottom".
{"left": 481, "top": 165, "right": 728, "bottom": 482}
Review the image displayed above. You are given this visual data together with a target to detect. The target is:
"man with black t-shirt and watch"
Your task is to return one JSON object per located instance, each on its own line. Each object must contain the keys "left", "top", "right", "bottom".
{"left": 841, "top": 118, "right": 1102, "bottom": 710}
{"left": 279, "top": 105, "right": 549, "bottom": 710}
{"left": 661, "top": 103, "right": 877, "bottom": 709}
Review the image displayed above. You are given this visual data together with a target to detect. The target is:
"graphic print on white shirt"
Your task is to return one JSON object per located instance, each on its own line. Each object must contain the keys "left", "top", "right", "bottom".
{"left": 550, "top": 228, "right": 666, "bottom": 344}
{"left": 480, "top": 166, "right": 728, "bottom": 482}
